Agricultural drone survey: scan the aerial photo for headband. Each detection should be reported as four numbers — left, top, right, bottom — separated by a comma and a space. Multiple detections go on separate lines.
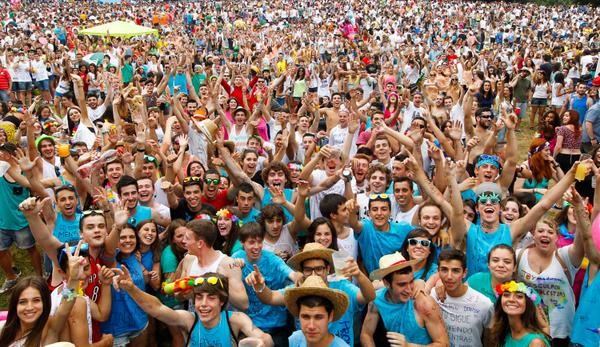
528, 142, 549, 159
495, 281, 542, 306
476, 154, 501, 169
216, 208, 242, 226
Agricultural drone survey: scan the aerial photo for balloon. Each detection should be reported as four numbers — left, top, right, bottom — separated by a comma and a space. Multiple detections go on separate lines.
592, 213, 600, 252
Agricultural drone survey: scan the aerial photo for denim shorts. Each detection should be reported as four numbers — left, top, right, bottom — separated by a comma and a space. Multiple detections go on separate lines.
0, 227, 36, 251
12, 81, 32, 92
531, 97, 548, 106
35, 79, 50, 91
113, 323, 148, 347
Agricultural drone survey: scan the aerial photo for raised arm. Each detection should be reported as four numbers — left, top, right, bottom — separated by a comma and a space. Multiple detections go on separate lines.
498, 112, 518, 190
510, 163, 576, 241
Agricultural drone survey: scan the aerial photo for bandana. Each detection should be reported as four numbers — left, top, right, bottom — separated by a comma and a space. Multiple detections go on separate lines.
528, 142, 549, 159
476, 154, 501, 169
495, 281, 542, 306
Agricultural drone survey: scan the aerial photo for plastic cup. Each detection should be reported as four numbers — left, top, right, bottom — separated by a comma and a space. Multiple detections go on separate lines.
575, 162, 589, 181
332, 250, 351, 279
57, 142, 70, 158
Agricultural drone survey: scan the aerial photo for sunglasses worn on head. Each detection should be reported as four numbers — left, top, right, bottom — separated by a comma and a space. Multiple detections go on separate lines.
408, 238, 431, 247
58, 242, 89, 265
82, 209, 104, 216
195, 276, 224, 288
184, 176, 202, 183
369, 193, 389, 200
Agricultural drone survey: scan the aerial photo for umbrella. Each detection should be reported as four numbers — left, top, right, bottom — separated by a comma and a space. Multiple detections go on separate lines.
79, 21, 158, 38
83, 53, 119, 67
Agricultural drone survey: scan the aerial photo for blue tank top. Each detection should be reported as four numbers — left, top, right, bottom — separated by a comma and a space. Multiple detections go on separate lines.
374, 288, 432, 345
571, 267, 600, 346
53, 212, 82, 244
504, 332, 550, 347
188, 311, 234, 347
570, 94, 588, 124
466, 223, 512, 275
101, 254, 148, 336
128, 205, 152, 226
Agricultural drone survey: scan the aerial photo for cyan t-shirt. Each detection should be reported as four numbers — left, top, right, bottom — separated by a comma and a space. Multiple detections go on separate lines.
240, 208, 261, 225
357, 219, 413, 274
231, 249, 292, 329
466, 223, 512, 275
467, 271, 497, 304
288, 330, 350, 347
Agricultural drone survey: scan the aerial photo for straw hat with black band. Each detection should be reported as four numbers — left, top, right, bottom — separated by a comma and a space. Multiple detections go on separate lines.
369, 252, 419, 281
287, 242, 334, 272
284, 275, 349, 321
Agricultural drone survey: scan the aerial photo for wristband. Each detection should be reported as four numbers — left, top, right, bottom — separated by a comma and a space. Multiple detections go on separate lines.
61, 286, 78, 301
254, 283, 266, 293
136, 147, 146, 153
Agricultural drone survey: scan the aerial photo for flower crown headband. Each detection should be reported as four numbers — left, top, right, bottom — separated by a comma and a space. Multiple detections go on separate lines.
216, 208, 242, 226
495, 281, 542, 306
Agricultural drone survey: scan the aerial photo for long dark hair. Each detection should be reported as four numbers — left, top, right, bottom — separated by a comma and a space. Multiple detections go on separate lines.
400, 228, 435, 280
116, 224, 139, 262
306, 217, 339, 251
163, 219, 187, 263
489, 291, 549, 347
136, 219, 161, 263
0, 276, 51, 347
215, 214, 241, 256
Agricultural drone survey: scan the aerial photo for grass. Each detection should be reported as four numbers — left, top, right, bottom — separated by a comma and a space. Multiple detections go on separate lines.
0, 127, 539, 309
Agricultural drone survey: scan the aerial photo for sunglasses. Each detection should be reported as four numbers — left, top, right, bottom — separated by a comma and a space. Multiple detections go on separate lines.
194, 276, 224, 288
480, 114, 494, 119
144, 155, 158, 164
478, 192, 501, 205
408, 238, 431, 247
369, 193, 389, 200
204, 178, 220, 185
82, 209, 104, 216
183, 176, 202, 183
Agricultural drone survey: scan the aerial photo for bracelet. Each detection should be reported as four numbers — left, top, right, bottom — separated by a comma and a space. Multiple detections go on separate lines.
254, 283, 266, 293
136, 147, 146, 153
61, 286, 78, 302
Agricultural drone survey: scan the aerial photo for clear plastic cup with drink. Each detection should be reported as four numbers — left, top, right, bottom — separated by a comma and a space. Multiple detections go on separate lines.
332, 250, 351, 280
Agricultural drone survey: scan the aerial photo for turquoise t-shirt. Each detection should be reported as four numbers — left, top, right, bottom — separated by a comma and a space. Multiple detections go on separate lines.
159, 245, 181, 308
504, 332, 550, 347
466, 271, 497, 304
357, 219, 413, 274
240, 208, 261, 224
53, 212, 82, 244
231, 249, 292, 329
0, 177, 30, 230
414, 263, 438, 281
571, 267, 600, 346
288, 330, 349, 347
466, 223, 512, 275
262, 188, 294, 222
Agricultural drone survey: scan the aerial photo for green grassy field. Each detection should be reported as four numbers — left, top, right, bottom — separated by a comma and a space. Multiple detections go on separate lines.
0, 127, 539, 309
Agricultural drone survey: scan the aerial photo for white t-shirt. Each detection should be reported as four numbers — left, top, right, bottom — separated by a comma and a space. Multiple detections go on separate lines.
400, 102, 426, 134
263, 223, 298, 256
431, 286, 493, 347
517, 246, 579, 339
87, 104, 107, 122
30, 59, 49, 81
337, 227, 358, 260
309, 169, 345, 219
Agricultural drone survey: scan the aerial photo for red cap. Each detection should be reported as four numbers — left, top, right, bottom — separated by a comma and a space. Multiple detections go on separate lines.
593, 76, 600, 87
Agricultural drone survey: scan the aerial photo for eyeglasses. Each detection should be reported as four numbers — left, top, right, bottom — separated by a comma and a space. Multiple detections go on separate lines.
204, 178, 220, 185
480, 114, 494, 119
408, 238, 432, 247
183, 176, 202, 183
194, 276, 224, 289
369, 193, 389, 200
478, 192, 501, 205
302, 266, 327, 276
82, 209, 104, 216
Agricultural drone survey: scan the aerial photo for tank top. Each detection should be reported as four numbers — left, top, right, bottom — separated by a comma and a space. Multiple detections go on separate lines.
188, 311, 234, 347
571, 267, 600, 346
532, 82, 549, 99
503, 332, 550, 347
337, 228, 358, 260
551, 83, 567, 106
374, 288, 433, 345
229, 125, 249, 152
466, 223, 512, 275
50, 284, 93, 344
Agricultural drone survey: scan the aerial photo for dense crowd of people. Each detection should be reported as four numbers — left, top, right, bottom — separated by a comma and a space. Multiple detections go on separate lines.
0, 0, 599, 346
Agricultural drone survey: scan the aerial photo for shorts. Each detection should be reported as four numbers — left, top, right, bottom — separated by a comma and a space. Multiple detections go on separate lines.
35, 79, 50, 91
531, 97, 548, 106
112, 323, 148, 347
12, 81, 33, 92
0, 227, 36, 251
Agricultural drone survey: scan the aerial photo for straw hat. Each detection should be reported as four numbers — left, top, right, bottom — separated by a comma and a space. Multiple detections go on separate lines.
196, 119, 219, 142
369, 252, 419, 281
287, 243, 334, 271
284, 275, 349, 321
